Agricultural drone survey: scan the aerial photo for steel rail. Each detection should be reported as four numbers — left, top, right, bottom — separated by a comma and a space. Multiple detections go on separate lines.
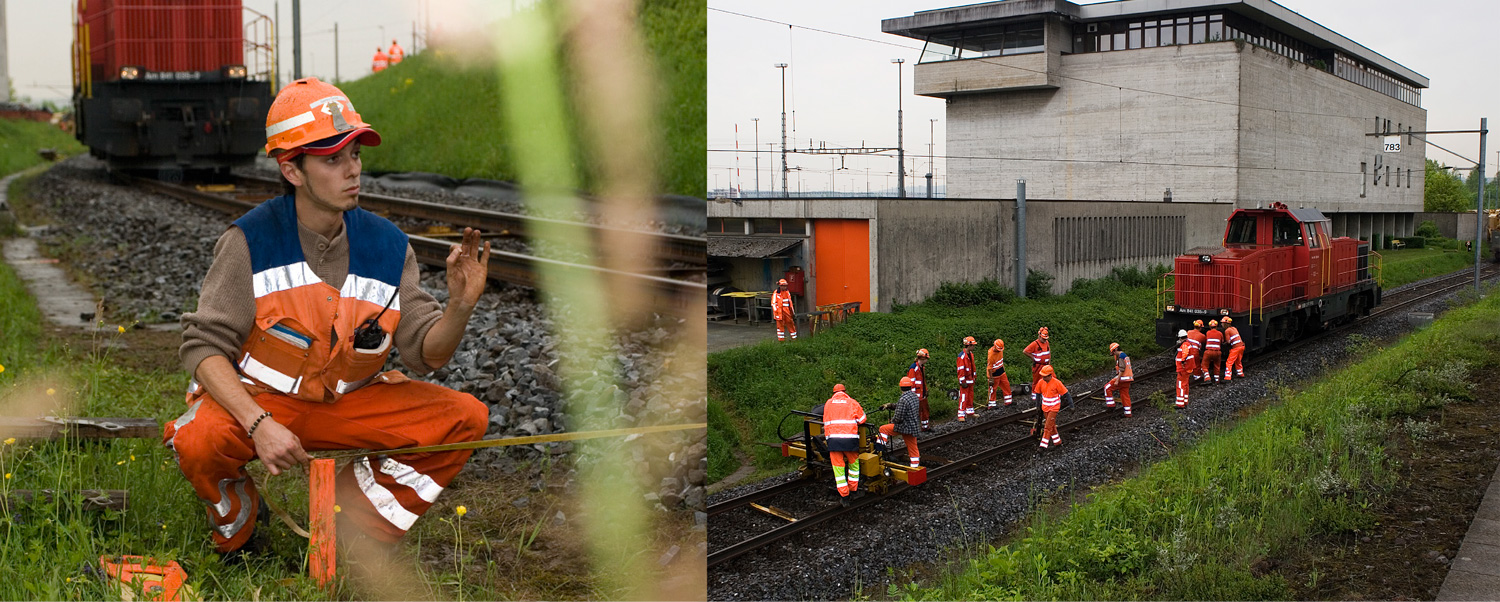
709, 264, 1500, 569
126, 176, 705, 310
236, 174, 707, 266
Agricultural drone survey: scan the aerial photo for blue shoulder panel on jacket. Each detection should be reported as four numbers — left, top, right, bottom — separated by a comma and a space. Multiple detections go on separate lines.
343, 207, 408, 286
234, 195, 305, 273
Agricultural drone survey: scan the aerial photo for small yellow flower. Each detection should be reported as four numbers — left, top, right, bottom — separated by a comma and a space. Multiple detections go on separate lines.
4, 473, 10, 480
0, 363, 5, 373
455, 505, 467, 517
3, 438, 14, 446
66, 578, 72, 583
130, 455, 136, 461
116, 460, 126, 465
162, 523, 167, 529
117, 325, 126, 333
334, 505, 342, 513
46, 388, 55, 396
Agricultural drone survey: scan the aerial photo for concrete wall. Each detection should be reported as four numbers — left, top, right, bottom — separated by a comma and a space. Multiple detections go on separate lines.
1413, 212, 1479, 242
875, 199, 1005, 308
1026, 200, 1227, 293
1236, 44, 1425, 214
946, 42, 1243, 204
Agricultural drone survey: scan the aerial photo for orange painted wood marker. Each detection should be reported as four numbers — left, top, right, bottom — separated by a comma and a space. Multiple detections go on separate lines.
309, 458, 337, 588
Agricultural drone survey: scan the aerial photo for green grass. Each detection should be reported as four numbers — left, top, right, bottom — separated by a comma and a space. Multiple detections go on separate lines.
707, 269, 1167, 483
1378, 246, 1481, 289
337, 0, 703, 197
0, 119, 84, 177
895, 287, 1500, 601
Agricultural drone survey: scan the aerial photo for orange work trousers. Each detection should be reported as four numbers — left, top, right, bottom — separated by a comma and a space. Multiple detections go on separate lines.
775, 317, 797, 341
1039, 409, 1060, 447
164, 378, 488, 552
1225, 346, 1245, 380
917, 394, 930, 429
1175, 369, 1191, 407
1201, 350, 1223, 381
957, 385, 975, 418
988, 373, 1012, 407
877, 424, 920, 467
1105, 377, 1132, 413
829, 450, 861, 496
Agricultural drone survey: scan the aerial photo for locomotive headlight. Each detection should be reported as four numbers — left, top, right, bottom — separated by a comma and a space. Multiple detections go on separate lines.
1220, 309, 1230, 316
1198, 255, 1213, 264
119, 66, 142, 80
225, 65, 248, 79
1166, 305, 1175, 312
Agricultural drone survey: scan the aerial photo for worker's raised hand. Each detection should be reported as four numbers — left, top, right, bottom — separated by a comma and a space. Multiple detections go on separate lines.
252, 420, 310, 476
445, 227, 491, 311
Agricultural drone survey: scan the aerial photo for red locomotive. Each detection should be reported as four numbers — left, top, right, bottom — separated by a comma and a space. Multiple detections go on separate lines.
1156, 202, 1381, 351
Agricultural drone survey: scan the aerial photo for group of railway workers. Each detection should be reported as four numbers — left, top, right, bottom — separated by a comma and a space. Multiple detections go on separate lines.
371, 39, 407, 73
818, 320, 1248, 502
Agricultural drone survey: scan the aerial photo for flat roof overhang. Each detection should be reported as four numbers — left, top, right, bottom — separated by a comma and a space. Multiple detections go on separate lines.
882, 0, 1427, 89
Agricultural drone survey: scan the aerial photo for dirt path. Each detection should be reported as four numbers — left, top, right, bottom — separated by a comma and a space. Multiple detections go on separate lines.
707, 450, 758, 495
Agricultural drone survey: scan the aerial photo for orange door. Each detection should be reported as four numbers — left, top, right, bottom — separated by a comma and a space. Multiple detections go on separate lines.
813, 219, 870, 310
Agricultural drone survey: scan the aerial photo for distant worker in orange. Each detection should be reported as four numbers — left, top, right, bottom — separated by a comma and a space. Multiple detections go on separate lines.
387, 39, 405, 65
1202, 320, 1224, 384
955, 336, 978, 421
1185, 320, 1207, 382
986, 339, 1012, 408
371, 47, 389, 73
876, 377, 921, 469
1222, 317, 1246, 381
905, 349, 932, 431
1023, 327, 1051, 387
1032, 365, 1072, 449
821, 384, 867, 505
1104, 342, 1134, 416
1174, 329, 1195, 408
771, 278, 796, 342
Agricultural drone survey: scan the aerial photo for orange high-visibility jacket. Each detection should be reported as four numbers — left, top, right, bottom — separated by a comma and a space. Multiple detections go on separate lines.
771, 289, 794, 321
1224, 326, 1244, 349
372, 50, 389, 72
1024, 339, 1050, 366
229, 194, 405, 403
1175, 340, 1196, 372
1034, 377, 1068, 412
1205, 329, 1223, 353
388, 43, 405, 64
956, 349, 976, 387
1187, 329, 1206, 353
822, 392, 866, 451
1115, 352, 1133, 380
986, 346, 1005, 378
905, 362, 927, 402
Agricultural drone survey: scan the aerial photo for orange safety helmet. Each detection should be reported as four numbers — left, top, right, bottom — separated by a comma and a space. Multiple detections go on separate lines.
1209, 320, 1219, 328
1109, 342, 1120, 354
963, 336, 977, 346
915, 348, 929, 359
777, 278, 788, 286
1221, 316, 1233, 325
833, 383, 845, 392
1039, 365, 1055, 377
264, 77, 381, 162
993, 339, 1004, 349
899, 376, 914, 388
1193, 319, 1204, 328
1038, 327, 1049, 339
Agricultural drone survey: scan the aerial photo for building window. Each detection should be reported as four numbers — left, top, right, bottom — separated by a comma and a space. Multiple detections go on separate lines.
1360, 162, 1367, 198
918, 20, 1046, 63
710, 218, 748, 234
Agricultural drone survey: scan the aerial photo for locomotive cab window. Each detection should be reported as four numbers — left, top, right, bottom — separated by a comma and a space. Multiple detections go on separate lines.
1272, 217, 1303, 247
1225, 215, 1257, 245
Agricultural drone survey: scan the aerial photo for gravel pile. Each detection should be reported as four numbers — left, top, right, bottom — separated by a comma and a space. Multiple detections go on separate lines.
25, 156, 705, 514
708, 279, 1483, 600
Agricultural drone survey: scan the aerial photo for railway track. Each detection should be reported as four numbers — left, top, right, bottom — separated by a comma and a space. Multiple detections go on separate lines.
124, 175, 706, 310
707, 263, 1500, 568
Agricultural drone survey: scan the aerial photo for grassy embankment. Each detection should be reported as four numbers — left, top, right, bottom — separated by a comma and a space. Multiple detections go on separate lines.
1378, 246, 1482, 288
340, 0, 704, 197
896, 288, 1500, 600
0, 118, 83, 174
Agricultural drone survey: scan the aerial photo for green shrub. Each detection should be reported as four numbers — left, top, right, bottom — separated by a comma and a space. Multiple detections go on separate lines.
1396, 236, 1425, 248
929, 279, 1016, 307
1415, 220, 1441, 239
1027, 269, 1056, 298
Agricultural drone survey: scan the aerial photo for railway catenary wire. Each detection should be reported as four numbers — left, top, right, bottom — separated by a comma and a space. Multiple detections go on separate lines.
124, 175, 706, 311
707, 263, 1500, 568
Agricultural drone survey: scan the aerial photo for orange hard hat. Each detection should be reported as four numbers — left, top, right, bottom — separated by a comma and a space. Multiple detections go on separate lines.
833, 383, 845, 392
963, 336, 976, 346
265, 77, 381, 162
778, 278, 788, 286
1039, 365, 1054, 377
899, 376, 914, 388
1193, 319, 1204, 328
993, 339, 1004, 349
916, 348, 929, 358
1221, 316, 1233, 324
1209, 320, 1218, 328
1109, 342, 1120, 354
1038, 327, 1049, 339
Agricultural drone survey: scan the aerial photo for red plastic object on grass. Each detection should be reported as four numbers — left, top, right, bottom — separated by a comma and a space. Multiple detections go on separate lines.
98, 555, 191, 602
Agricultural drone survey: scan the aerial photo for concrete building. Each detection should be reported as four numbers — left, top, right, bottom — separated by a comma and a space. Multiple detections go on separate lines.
708, 0, 1429, 314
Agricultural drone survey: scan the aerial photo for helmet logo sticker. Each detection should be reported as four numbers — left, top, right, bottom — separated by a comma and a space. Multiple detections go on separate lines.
323, 100, 353, 132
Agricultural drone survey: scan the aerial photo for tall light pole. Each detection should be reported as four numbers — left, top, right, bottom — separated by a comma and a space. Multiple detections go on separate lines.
775, 63, 790, 197
892, 58, 906, 198
752, 118, 760, 197
927, 118, 937, 198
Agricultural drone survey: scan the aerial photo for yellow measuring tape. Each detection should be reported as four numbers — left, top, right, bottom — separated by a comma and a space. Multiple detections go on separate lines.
259, 422, 705, 538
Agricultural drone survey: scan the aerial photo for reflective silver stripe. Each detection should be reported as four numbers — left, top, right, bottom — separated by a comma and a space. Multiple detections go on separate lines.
265, 110, 315, 138
211, 478, 235, 517
174, 399, 204, 431
306, 94, 353, 111
826, 434, 860, 439
251, 261, 322, 298
335, 372, 378, 395
379, 457, 444, 503
354, 457, 419, 530
240, 352, 301, 394
340, 274, 401, 311
213, 478, 253, 540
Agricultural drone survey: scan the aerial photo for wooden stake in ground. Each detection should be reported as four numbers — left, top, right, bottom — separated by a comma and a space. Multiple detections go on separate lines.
309, 459, 336, 588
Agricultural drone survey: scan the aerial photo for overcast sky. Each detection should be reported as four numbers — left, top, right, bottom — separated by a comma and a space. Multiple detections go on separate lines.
5, 0, 521, 103
708, 0, 1500, 195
